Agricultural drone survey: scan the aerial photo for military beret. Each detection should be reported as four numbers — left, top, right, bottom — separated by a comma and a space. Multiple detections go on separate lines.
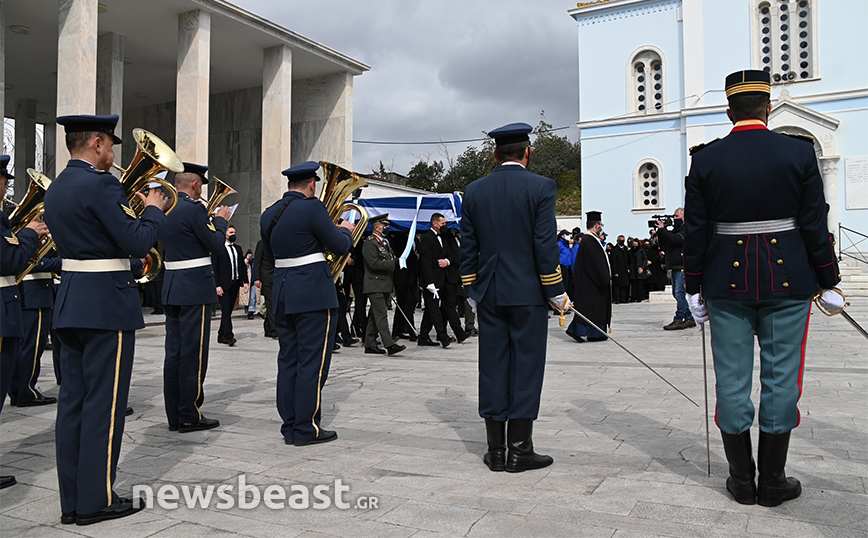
182, 162, 209, 185
56, 114, 123, 145
281, 161, 320, 182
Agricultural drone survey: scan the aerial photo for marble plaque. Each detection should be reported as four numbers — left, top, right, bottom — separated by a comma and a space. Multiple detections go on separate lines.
846, 156, 868, 210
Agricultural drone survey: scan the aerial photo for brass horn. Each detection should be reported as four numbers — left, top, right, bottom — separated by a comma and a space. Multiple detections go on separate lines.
11, 169, 55, 284
136, 247, 163, 285
317, 161, 369, 283
201, 176, 236, 215
113, 128, 183, 216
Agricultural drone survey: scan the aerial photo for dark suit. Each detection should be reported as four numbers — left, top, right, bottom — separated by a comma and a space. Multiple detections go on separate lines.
44, 158, 166, 516
684, 122, 839, 436
390, 233, 419, 339
459, 163, 563, 420
160, 192, 228, 426
260, 191, 352, 443
212, 240, 247, 343
253, 240, 276, 337
418, 228, 463, 343
1, 212, 41, 414
610, 244, 630, 303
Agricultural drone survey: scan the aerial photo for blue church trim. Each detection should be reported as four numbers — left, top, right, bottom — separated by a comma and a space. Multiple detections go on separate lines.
573, 0, 682, 27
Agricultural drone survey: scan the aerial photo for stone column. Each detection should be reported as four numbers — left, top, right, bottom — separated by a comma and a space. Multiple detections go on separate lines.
290, 72, 354, 175
55, 0, 99, 167
44, 122, 56, 177
261, 45, 292, 212
820, 156, 841, 242
13, 99, 37, 200
176, 10, 210, 169
96, 32, 124, 136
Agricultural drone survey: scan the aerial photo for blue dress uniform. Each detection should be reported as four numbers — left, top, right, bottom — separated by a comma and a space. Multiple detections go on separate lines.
160, 163, 228, 431
260, 162, 353, 445
11, 256, 63, 406
684, 70, 839, 506
44, 115, 168, 521
459, 123, 564, 473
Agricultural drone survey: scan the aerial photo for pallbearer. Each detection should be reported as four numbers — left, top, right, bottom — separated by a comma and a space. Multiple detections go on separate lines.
160, 163, 231, 433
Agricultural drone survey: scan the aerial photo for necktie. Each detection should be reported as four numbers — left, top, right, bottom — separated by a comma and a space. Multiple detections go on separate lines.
228, 245, 238, 280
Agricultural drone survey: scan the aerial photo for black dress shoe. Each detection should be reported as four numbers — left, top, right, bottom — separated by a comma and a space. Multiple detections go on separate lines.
0, 475, 17, 489
455, 330, 468, 344
227, 337, 237, 347
247, 313, 255, 320
387, 344, 406, 356
126, 407, 134, 416
61, 512, 77, 525
341, 336, 359, 347
217, 337, 226, 344
333, 342, 341, 351
168, 424, 179, 432
294, 430, 337, 446
17, 395, 58, 406
364, 347, 386, 355
178, 417, 220, 433
417, 338, 439, 347
265, 332, 279, 339
567, 332, 585, 343
284, 438, 294, 445
76, 497, 144, 526
439, 337, 451, 349
466, 327, 479, 336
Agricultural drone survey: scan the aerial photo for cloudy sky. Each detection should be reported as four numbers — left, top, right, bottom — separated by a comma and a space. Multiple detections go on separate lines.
233, 1, 581, 175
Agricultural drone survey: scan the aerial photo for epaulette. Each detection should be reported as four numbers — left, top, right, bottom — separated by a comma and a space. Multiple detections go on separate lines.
781, 131, 815, 145
689, 138, 720, 155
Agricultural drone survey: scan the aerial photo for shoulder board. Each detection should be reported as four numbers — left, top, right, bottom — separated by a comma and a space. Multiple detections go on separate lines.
689, 138, 720, 155
781, 131, 815, 144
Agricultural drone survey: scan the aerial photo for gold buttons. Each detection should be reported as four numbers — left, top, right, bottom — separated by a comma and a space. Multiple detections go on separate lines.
777, 259, 784, 265
782, 282, 789, 288
730, 284, 737, 289
733, 261, 740, 267
737, 240, 744, 245
770, 239, 777, 244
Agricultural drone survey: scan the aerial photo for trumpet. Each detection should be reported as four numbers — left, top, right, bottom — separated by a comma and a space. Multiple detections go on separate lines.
200, 176, 236, 215
11, 169, 55, 284
318, 161, 369, 283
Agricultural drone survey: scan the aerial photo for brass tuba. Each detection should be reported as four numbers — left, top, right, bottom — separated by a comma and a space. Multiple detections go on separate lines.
202, 176, 236, 215
317, 161, 369, 283
11, 169, 55, 283
136, 247, 163, 285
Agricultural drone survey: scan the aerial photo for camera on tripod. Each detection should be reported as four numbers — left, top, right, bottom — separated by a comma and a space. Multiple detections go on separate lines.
648, 214, 675, 228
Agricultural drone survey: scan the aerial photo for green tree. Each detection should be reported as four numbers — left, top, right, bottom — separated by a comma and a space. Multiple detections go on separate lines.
439, 140, 496, 193
406, 159, 444, 191
528, 113, 582, 215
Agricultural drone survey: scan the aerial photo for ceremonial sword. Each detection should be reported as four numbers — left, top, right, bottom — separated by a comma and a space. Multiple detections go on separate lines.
565, 305, 699, 407
388, 294, 419, 337
813, 295, 868, 340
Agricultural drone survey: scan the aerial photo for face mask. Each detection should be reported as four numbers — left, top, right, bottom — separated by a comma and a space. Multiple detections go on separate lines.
674, 218, 684, 227
228, 234, 236, 243
382, 226, 391, 234
617, 240, 625, 245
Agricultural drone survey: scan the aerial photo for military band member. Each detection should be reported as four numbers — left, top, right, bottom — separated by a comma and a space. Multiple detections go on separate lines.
161, 163, 231, 432
44, 115, 167, 524
459, 123, 568, 473
1, 154, 49, 490
260, 161, 355, 446
11, 255, 62, 406
362, 215, 406, 356
684, 70, 844, 507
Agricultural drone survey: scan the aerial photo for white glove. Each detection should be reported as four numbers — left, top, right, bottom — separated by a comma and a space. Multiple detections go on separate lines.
548, 293, 571, 313
688, 293, 709, 324
817, 283, 846, 315
467, 297, 477, 314
426, 283, 440, 300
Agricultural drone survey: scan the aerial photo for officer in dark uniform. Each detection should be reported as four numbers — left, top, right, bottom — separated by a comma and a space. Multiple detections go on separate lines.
160, 163, 231, 433
362, 214, 406, 356
11, 255, 62, 406
44, 115, 168, 524
260, 161, 355, 446
1, 154, 49, 490
459, 123, 568, 473
684, 70, 843, 507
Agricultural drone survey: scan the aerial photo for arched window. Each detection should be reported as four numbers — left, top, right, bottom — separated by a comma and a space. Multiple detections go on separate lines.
757, 0, 815, 83
634, 160, 662, 210
630, 49, 665, 114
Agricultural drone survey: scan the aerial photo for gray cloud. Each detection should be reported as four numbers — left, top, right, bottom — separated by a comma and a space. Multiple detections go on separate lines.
234, 1, 580, 174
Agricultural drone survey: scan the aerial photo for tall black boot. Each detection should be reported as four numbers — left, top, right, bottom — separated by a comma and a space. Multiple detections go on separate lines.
505, 419, 553, 473
483, 418, 506, 472
757, 430, 801, 507
720, 430, 757, 505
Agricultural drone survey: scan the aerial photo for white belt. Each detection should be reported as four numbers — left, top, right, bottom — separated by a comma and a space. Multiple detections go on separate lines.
22, 272, 52, 281
62, 258, 131, 272
0, 275, 16, 288
164, 257, 211, 271
274, 253, 327, 268
714, 218, 798, 235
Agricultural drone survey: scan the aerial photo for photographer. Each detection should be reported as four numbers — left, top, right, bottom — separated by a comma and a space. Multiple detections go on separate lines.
655, 208, 694, 330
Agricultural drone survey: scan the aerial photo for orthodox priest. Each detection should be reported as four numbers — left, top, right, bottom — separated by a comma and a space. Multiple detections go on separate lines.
566, 211, 611, 342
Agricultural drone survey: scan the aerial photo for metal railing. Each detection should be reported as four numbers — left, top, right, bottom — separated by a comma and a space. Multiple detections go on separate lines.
838, 224, 867, 265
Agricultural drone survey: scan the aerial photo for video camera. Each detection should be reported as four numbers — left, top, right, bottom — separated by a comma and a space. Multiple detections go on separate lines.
648, 214, 675, 228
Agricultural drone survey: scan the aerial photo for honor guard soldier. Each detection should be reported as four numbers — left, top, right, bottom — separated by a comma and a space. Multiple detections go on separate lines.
11, 255, 62, 406
260, 161, 355, 446
459, 123, 569, 473
44, 115, 168, 525
160, 163, 231, 433
1, 155, 49, 490
684, 70, 844, 507
362, 214, 406, 356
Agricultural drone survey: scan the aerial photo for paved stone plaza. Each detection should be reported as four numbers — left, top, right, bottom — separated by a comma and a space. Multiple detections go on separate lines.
1, 300, 866, 537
